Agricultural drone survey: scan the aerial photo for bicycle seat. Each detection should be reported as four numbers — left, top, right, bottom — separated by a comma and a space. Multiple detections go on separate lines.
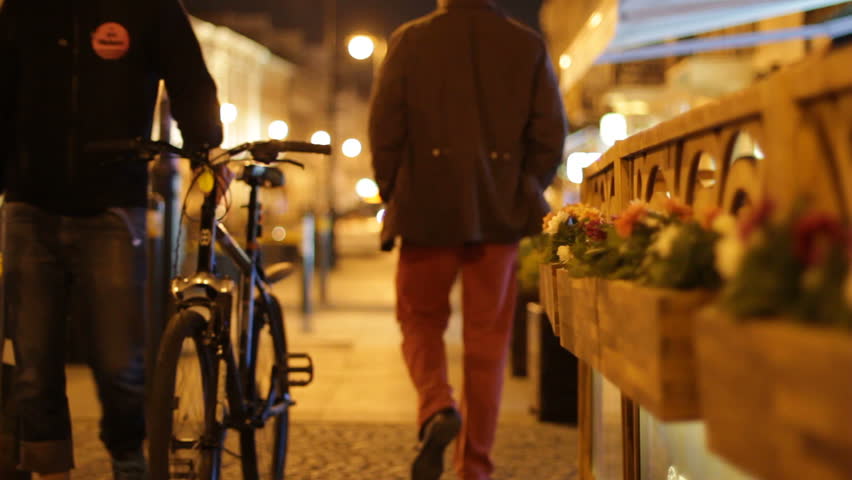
241, 164, 285, 188
265, 262, 296, 284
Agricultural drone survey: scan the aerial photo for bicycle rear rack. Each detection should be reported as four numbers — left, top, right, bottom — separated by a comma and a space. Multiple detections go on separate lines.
287, 353, 314, 387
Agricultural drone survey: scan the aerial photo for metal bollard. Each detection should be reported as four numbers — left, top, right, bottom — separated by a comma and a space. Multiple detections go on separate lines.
301, 212, 316, 329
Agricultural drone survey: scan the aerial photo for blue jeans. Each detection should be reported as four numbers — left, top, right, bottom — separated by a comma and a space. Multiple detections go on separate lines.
0, 202, 147, 474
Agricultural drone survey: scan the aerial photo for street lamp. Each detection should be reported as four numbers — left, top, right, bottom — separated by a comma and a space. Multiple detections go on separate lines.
268, 120, 289, 140
347, 35, 375, 60
346, 33, 387, 76
342, 138, 362, 158
311, 130, 332, 146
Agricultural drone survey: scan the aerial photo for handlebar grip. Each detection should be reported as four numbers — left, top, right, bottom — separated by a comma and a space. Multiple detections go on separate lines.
270, 141, 332, 155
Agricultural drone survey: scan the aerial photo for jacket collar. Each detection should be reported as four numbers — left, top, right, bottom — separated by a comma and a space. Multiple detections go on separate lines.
440, 0, 496, 9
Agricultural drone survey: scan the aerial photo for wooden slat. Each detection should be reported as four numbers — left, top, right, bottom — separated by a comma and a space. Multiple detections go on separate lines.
555, 269, 576, 353
569, 278, 600, 370
597, 281, 713, 421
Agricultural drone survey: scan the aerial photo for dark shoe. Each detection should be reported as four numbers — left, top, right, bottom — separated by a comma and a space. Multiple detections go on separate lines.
0, 468, 31, 480
412, 408, 461, 480
111, 449, 147, 480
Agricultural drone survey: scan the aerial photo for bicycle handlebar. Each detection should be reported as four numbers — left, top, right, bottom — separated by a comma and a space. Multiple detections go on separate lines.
86, 137, 332, 166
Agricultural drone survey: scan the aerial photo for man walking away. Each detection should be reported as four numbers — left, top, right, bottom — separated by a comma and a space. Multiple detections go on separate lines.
369, 1, 567, 479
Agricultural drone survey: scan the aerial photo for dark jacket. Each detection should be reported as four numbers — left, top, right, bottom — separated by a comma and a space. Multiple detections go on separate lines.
0, 0, 222, 215
369, 0, 567, 251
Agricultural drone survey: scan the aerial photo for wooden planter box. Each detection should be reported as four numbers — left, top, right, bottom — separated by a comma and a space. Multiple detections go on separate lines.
596, 281, 713, 421
566, 277, 600, 369
696, 311, 852, 480
538, 263, 560, 336
554, 269, 576, 353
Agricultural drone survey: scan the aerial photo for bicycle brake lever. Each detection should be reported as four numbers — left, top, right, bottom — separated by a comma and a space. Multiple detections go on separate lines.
277, 158, 305, 169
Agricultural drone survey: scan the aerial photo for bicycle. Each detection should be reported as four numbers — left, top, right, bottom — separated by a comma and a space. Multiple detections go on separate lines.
88, 138, 330, 480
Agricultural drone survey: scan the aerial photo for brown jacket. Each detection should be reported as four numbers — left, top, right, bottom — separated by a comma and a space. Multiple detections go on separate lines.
369, 0, 567, 250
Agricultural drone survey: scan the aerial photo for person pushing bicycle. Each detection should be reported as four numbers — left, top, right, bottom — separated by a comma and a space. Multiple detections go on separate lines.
0, 0, 223, 478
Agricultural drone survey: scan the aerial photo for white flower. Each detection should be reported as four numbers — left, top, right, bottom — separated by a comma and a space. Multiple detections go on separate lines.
712, 214, 738, 236
545, 210, 569, 235
643, 217, 661, 228
557, 245, 573, 264
650, 225, 681, 259
844, 269, 852, 308
715, 233, 745, 280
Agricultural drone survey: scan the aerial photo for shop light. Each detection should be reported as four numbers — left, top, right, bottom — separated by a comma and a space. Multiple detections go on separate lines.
220, 103, 238, 125
268, 120, 289, 140
271, 226, 287, 242
566, 152, 602, 184
311, 130, 331, 146
600, 113, 628, 147
589, 12, 603, 29
559, 54, 573, 70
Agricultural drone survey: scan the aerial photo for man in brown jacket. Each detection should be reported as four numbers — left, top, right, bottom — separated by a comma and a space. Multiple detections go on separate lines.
369, 1, 567, 479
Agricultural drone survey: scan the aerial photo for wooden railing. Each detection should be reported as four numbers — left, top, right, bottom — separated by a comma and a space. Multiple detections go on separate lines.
582, 44, 852, 220
568, 44, 852, 480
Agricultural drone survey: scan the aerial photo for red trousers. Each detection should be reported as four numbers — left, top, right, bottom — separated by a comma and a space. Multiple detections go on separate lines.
396, 243, 518, 480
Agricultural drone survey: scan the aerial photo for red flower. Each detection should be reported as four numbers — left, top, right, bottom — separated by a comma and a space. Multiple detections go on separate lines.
739, 199, 775, 240
793, 213, 849, 266
584, 219, 607, 243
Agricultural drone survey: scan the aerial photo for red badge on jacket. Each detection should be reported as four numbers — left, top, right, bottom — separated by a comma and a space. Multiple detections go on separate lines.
91, 22, 130, 60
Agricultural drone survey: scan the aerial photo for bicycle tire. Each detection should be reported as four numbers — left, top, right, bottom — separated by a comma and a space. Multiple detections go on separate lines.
239, 294, 290, 480
149, 309, 225, 480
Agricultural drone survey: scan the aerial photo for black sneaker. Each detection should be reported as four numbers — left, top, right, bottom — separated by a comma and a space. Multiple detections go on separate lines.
412, 408, 462, 480
111, 449, 147, 480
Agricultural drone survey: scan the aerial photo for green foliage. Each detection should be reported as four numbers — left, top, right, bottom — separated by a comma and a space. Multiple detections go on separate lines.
641, 222, 722, 290
720, 216, 852, 330
517, 235, 549, 297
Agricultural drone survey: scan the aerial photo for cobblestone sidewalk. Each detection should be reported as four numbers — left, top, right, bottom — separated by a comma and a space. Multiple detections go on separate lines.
71, 419, 577, 479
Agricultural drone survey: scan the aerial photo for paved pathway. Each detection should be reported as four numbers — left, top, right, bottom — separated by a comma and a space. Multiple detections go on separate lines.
72, 418, 577, 479
63, 241, 578, 478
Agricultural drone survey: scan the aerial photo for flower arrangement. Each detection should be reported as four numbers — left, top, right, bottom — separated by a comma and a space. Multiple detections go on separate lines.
540, 199, 722, 289
540, 204, 604, 265
717, 200, 852, 329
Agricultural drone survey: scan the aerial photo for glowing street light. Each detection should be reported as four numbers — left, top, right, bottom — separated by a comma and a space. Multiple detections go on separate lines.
589, 11, 603, 29
220, 103, 238, 124
342, 138, 362, 158
268, 120, 289, 140
348, 35, 376, 60
311, 130, 331, 146
355, 178, 379, 199
565, 152, 602, 184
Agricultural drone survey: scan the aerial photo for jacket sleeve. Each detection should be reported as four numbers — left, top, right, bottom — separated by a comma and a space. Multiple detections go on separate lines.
157, 0, 223, 150
0, 0, 17, 193
368, 29, 409, 202
523, 44, 568, 191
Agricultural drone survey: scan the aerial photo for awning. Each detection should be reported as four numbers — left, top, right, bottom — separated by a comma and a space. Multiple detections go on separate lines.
612, 0, 849, 51
548, 0, 852, 89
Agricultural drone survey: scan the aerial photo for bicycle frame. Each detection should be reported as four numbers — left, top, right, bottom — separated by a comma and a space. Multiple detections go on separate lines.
177, 172, 288, 429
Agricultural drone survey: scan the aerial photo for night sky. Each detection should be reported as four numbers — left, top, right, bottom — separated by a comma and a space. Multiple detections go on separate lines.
183, 0, 544, 44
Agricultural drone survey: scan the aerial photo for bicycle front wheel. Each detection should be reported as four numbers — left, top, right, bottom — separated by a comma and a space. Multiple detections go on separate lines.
240, 294, 290, 480
149, 309, 226, 480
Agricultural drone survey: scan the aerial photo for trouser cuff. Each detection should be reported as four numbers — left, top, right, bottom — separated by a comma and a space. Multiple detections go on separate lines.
0, 433, 18, 470
19, 439, 74, 474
